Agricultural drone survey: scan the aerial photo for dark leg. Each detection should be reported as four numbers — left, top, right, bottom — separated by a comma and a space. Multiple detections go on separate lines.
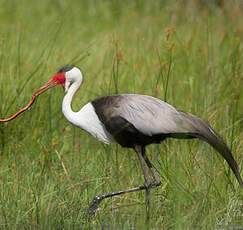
88, 184, 147, 216
134, 145, 152, 216
141, 146, 161, 187
87, 145, 160, 216
138, 146, 161, 221
142, 147, 162, 223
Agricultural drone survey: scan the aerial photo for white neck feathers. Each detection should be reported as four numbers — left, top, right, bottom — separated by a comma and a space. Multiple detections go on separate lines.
62, 81, 81, 126
61, 73, 114, 144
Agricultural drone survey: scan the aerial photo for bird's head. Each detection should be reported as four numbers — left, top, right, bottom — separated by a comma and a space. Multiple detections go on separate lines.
35, 66, 83, 95
59, 66, 83, 93
0, 66, 83, 122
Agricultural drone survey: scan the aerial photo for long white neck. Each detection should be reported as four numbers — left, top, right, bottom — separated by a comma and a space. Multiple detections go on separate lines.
61, 77, 115, 144
62, 81, 81, 126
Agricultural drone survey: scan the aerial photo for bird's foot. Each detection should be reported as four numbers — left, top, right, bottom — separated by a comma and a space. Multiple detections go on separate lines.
144, 181, 159, 190
151, 180, 161, 188
87, 195, 104, 216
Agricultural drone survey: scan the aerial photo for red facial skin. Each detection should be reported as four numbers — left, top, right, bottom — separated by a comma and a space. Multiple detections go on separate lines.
52, 72, 66, 89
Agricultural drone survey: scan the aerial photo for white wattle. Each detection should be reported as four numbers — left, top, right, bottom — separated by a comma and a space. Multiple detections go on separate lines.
75, 103, 115, 144
62, 81, 114, 144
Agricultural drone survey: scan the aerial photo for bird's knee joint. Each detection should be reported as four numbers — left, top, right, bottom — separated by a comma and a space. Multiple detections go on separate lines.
152, 180, 161, 188
144, 181, 152, 189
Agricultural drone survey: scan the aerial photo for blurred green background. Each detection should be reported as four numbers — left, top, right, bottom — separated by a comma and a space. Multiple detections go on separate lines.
0, 0, 242, 229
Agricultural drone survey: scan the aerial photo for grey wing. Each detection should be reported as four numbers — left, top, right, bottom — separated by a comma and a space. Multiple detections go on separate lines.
92, 94, 243, 186
112, 94, 196, 136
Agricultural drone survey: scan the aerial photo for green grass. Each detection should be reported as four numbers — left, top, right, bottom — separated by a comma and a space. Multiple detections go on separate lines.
0, 0, 242, 229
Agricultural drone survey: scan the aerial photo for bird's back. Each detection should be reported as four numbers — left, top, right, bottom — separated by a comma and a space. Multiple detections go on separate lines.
91, 94, 200, 137
91, 94, 243, 186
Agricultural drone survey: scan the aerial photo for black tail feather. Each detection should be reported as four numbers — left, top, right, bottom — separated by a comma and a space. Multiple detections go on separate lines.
180, 112, 243, 187
197, 131, 243, 187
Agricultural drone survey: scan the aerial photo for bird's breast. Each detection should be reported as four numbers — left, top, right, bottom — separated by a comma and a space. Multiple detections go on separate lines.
75, 102, 115, 144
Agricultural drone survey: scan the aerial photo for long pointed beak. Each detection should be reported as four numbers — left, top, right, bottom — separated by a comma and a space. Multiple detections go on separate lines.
0, 77, 60, 122
33, 78, 59, 96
